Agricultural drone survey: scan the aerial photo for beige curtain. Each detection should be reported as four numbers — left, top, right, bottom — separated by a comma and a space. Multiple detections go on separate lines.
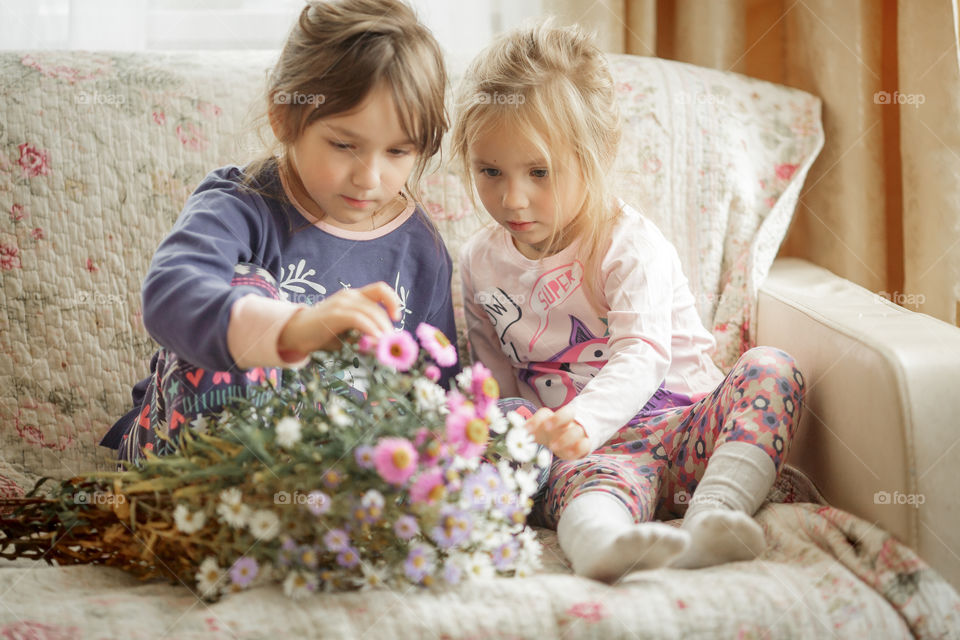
544, 0, 960, 326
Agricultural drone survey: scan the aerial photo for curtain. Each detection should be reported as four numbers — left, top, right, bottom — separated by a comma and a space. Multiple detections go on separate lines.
546, 0, 960, 326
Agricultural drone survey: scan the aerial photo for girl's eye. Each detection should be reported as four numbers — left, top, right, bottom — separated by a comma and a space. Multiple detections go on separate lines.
388, 148, 412, 157
531, 169, 548, 178
330, 141, 352, 150
479, 168, 500, 177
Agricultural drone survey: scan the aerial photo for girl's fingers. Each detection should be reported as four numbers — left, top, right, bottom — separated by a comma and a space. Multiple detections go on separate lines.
524, 408, 556, 445
551, 422, 591, 459
357, 281, 402, 323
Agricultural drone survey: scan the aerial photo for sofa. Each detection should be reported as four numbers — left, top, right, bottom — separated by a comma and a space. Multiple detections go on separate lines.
1, 49, 959, 638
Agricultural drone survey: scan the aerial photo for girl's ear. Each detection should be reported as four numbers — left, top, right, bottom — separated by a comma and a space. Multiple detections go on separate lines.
268, 102, 291, 143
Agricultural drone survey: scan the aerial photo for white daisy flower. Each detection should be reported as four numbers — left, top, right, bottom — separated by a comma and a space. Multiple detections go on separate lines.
413, 379, 446, 413
495, 461, 518, 491
247, 509, 280, 541
360, 489, 384, 510
536, 447, 552, 469
195, 557, 224, 598
219, 488, 242, 506
448, 454, 480, 473
519, 539, 543, 570
326, 397, 352, 428
357, 564, 388, 591
505, 425, 538, 463
455, 368, 473, 392
190, 415, 209, 433
513, 467, 539, 497
486, 405, 508, 435
173, 504, 207, 534
505, 411, 526, 431
217, 500, 251, 529
465, 551, 494, 580
282, 570, 317, 600
274, 416, 302, 448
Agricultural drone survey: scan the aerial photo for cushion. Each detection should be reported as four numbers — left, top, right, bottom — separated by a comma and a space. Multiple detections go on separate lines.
0, 50, 822, 482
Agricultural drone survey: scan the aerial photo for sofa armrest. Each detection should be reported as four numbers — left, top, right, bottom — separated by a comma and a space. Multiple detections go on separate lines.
757, 257, 960, 589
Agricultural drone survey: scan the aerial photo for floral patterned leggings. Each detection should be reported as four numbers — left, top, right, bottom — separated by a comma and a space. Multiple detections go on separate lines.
521, 347, 805, 529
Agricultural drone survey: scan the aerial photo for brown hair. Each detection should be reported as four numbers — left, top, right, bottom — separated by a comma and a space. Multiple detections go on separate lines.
450, 20, 622, 306
242, 0, 448, 231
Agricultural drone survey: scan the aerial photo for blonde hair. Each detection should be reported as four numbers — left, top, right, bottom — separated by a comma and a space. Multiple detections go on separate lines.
243, 0, 448, 231
451, 20, 622, 307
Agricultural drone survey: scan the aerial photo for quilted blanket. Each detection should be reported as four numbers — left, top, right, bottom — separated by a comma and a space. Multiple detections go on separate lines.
2, 468, 958, 639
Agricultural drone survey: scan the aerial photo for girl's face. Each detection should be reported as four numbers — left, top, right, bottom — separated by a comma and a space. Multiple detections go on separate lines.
470, 123, 585, 259
286, 84, 418, 231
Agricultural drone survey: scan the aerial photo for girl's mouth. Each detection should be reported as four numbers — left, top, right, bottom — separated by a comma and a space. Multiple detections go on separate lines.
507, 221, 534, 232
342, 195, 374, 209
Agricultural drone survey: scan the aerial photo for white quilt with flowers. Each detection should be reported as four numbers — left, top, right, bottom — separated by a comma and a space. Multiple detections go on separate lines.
2, 468, 959, 639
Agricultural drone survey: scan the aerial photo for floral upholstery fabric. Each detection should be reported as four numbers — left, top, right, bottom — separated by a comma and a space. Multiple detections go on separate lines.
0, 50, 821, 485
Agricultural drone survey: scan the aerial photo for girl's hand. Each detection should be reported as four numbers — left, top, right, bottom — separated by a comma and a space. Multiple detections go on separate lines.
524, 406, 592, 460
278, 282, 402, 354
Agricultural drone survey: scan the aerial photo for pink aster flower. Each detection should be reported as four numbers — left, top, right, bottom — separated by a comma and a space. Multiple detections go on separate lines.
376, 330, 419, 371
445, 402, 488, 460
445, 389, 466, 414
424, 365, 441, 382
415, 322, 457, 367
471, 362, 499, 401
410, 467, 446, 504
357, 333, 377, 353
373, 437, 419, 485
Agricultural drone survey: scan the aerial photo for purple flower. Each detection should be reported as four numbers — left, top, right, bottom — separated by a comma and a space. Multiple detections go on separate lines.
443, 561, 463, 585
430, 506, 472, 549
404, 546, 432, 583
492, 541, 519, 570
337, 546, 360, 568
393, 514, 420, 540
324, 528, 350, 552
229, 556, 259, 588
306, 490, 331, 516
354, 445, 376, 469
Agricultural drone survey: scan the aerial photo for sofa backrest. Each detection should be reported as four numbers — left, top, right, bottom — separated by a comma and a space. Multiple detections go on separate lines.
0, 50, 822, 483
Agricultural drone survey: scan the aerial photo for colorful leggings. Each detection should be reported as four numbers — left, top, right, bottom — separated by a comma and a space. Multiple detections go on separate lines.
104, 264, 287, 467
526, 347, 805, 528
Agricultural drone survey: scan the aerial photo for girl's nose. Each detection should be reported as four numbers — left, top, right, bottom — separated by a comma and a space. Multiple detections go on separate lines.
502, 181, 528, 210
352, 156, 379, 191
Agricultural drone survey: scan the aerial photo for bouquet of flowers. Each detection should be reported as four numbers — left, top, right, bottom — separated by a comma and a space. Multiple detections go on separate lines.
0, 324, 550, 601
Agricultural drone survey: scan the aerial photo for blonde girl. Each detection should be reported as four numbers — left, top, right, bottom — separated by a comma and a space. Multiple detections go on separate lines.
101, 0, 456, 464
454, 22, 805, 581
